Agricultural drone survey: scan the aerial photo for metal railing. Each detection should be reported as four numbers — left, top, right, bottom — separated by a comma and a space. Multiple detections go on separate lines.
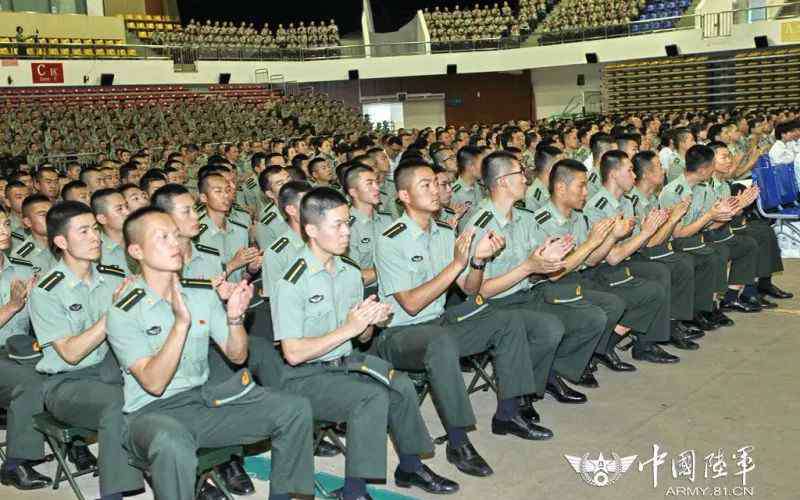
0, 3, 796, 63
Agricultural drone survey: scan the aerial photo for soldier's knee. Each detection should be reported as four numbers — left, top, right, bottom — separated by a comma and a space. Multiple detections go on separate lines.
424, 333, 459, 365
536, 314, 565, 347
149, 426, 196, 463
585, 306, 607, 334
391, 373, 419, 403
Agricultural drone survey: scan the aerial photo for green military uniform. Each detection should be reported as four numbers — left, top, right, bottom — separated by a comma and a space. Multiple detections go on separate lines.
463, 200, 606, 392
667, 155, 685, 183
106, 277, 314, 500
524, 177, 550, 213
380, 176, 402, 219
100, 232, 131, 284
450, 178, 483, 211
10, 215, 26, 251
273, 246, 433, 479
13, 236, 57, 275
534, 201, 669, 351
229, 202, 252, 228
241, 175, 267, 214
255, 202, 290, 250
585, 167, 603, 198
263, 228, 305, 295
183, 242, 225, 280
347, 206, 392, 294
628, 186, 714, 315
374, 213, 535, 429
585, 186, 694, 324
0, 256, 46, 463
29, 262, 143, 496
196, 213, 249, 282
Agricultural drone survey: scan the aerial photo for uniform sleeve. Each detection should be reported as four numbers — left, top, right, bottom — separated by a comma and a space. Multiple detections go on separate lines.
28, 287, 70, 346
583, 203, 605, 225
106, 307, 153, 370
207, 292, 230, 348
375, 236, 412, 297
271, 279, 306, 341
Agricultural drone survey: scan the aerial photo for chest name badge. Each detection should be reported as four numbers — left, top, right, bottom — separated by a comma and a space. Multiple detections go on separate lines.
411, 255, 423, 262
309, 295, 324, 303
360, 237, 370, 244
146, 326, 162, 336
69, 303, 82, 311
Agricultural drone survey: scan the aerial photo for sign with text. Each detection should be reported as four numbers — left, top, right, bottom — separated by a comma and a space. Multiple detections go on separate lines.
31, 62, 64, 84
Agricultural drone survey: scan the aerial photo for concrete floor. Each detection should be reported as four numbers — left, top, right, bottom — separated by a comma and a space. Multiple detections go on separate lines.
3, 261, 798, 500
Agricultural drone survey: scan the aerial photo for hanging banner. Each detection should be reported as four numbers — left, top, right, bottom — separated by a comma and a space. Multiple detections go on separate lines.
31, 62, 64, 84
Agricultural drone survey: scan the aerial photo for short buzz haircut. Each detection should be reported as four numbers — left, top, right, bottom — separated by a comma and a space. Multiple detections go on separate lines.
277, 181, 312, 219
456, 145, 483, 175
123, 206, 167, 250
90, 188, 121, 215
393, 159, 434, 194
151, 183, 191, 213
534, 145, 562, 174
615, 133, 641, 151
632, 150, 657, 179
251, 152, 267, 170
79, 167, 101, 184
46, 200, 93, 257
674, 127, 694, 148
258, 165, 285, 193
307, 157, 329, 178
589, 132, 615, 159
599, 150, 629, 183
299, 187, 349, 242
707, 140, 728, 153
198, 172, 225, 194
5, 180, 27, 198
481, 151, 518, 191
22, 193, 51, 217
119, 163, 138, 182
342, 163, 374, 195
34, 166, 58, 180
549, 159, 588, 195
61, 180, 87, 202
139, 169, 167, 193
685, 144, 715, 172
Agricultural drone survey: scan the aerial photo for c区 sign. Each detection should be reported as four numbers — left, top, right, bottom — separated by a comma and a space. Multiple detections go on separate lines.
31, 62, 64, 84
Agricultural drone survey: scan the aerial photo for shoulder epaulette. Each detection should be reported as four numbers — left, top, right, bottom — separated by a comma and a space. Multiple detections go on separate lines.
10, 231, 24, 241
195, 243, 220, 256
675, 184, 684, 195
348, 215, 356, 226
474, 210, 493, 229
340, 255, 360, 269
270, 237, 289, 253
180, 278, 213, 289
38, 271, 64, 291
96, 264, 126, 277
588, 172, 598, 183
533, 188, 542, 201
262, 200, 275, 212
196, 224, 208, 238
115, 288, 145, 311
283, 258, 307, 284
452, 184, 462, 193
435, 219, 454, 230
232, 204, 249, 213
627, 194, 639, 210
535, 211, 552, 225
377, 210, 392, 217
582, 214, 590, 226
594, 197, 608, 210
194, 202, 205, 211
246, 178, 257, 189
513, 200, 526, 209
516, 205, 535, 214
443, 206, 456, 215
8, 256, 33, 267
228, 218, 248, 230
260, 211, 277, 225
382, 222, 407, 239
16, 242, 34, 258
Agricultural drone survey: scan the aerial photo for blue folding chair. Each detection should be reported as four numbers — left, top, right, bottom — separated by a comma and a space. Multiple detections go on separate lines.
755, 154, 772, 170
752, 167, 800, 244
774, 163, 800, 207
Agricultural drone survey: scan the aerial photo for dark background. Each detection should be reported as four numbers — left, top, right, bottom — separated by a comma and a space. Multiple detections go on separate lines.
176, 0, 520, 34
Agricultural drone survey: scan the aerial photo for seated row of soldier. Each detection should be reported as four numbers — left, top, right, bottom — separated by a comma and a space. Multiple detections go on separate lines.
0, 122, 792, 500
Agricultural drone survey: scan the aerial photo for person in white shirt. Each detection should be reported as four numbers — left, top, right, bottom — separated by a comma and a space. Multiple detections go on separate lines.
768, 121, 799, 165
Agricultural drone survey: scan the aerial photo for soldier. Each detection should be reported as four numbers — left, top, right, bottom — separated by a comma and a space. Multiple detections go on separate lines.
630, 151, 719, 332
585, 151, 701, 351
0, 206, 53, 490
6, 181, 30, 244
263, 182, 312, 295
272, 187, 458, 498
587, 133, 615, 197
241, 152, 268, 214
139, 170, 167, 198
309, 157, 336, 187
196, 172, 259, 282
119, 184, 149, 212
28, 201, 144, 500
451, 146, 485, 213
33, 166, 60, 202
255, 166, 292, 249
524, 145, 563, 212
343, 164, 393, 292
375, 159, 539, 479
106, 207, 314, 500
464, 152, 609, 411
706, 142, 792, 301
13, 194, 57, 275
80, 167, 108, 195
666, 128, 696, 183
92, 189, 132, 281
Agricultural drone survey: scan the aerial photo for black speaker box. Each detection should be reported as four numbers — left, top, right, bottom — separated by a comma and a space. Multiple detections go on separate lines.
100, 73, 114, 86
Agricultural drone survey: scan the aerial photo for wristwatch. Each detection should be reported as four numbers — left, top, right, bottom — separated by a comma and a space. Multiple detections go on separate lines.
469, 257, 486, 270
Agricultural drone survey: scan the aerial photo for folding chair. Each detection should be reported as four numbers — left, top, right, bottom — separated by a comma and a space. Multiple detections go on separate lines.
129, 445, 243, 500
463, 352, 498, 395
313, 421, 346, 455
751, 167, 800, 244
32, 412, 99, 500
774, 163, 800, 207
0, 407, 7, 462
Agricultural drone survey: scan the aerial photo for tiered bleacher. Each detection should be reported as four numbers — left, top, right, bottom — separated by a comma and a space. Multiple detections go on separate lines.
0, 36, 137, 59
541, 0, 644, 35
121, 13, 181, 41
632, 0, 692, 32
424, 1, 522, 43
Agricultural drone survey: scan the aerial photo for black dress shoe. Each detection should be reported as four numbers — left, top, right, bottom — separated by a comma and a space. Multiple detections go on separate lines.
0, 463, 52, 490
758, 295, 778, 309
445, 441, 493, 477
592, 351, 636, 372
587, 357, 598, 372
669, 336, 700, 351
518, 396, 540, 423
678, 322, 705, 340
491, 415, 553, 440
720, 298, 760, 313
196, 480, 226, 500
315, 437, 343, 457
67, 443, 97, 472
632, 344, 680, 364
217, 457, 255, 496
330, 487, 374, 500
545, 375, 587, 404
759, 284, 793, 299
572, 369, 599, 389
706, 309, 734, 327
395, 464, 459, 494
688, 313, 717, 331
